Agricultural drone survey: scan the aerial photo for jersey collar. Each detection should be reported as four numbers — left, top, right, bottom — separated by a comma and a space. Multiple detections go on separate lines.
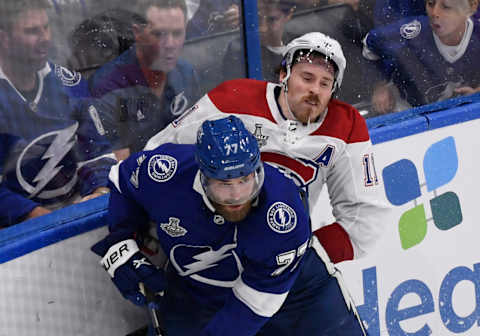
0, 62, 50, 108
433, 18, 473, 64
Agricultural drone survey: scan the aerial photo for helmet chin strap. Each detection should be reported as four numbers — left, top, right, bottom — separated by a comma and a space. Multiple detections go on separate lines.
281, 77, 295, 121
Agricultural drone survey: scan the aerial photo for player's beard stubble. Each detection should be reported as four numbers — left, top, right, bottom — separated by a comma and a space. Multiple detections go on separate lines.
213, 201, 253, 222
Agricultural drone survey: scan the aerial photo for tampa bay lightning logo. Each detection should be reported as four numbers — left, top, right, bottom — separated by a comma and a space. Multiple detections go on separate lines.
16, 123, 78, 199
170, 242, 243, 287
400, 19, 421, 40
267, 202, 297, 233
170, 91, 188, 116
54, 65, 81, 87
148, 155, 177, 182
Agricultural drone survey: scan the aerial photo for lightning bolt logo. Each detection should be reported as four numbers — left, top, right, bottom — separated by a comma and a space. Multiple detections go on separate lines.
278, 207, 287, 225
17, 123, 79, 199
173, 242, 237, 277
170, 229, 244, 288
156, 160, 169, 173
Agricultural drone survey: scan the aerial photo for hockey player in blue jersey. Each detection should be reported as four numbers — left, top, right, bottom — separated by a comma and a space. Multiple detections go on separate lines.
0, 0, 116, 227
92, 115, 366, 335
363, 0, 480, 115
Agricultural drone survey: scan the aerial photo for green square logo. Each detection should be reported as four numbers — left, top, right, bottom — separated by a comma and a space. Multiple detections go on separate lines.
399, 205, 427, 250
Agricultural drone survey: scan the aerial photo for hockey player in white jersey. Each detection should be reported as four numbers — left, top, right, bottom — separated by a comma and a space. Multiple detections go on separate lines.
92, 116, 367, 335
146, 32, 391, 263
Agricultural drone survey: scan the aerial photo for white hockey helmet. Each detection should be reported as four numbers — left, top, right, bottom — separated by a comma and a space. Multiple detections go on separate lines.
281, 32, 347, 92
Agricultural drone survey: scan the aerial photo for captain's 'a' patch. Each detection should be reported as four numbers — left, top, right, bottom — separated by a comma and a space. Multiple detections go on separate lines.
267, 202, 297, 233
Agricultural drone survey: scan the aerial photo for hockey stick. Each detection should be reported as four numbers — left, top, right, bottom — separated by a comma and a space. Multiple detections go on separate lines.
139, 282, 165, 336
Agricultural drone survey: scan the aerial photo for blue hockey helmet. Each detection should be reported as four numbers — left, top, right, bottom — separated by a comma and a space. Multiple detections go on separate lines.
195, 116, 264, 205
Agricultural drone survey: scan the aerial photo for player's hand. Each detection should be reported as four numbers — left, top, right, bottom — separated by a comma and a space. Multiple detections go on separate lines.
223, 4, 240, 30
371, 82, 396, 115
76, 187, 110, 203
91, 238, 166, 306
454, 86, 480, 96
25, 206, 51, 220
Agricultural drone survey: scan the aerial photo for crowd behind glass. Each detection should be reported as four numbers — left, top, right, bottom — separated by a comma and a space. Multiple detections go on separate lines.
1, 0, 479, 228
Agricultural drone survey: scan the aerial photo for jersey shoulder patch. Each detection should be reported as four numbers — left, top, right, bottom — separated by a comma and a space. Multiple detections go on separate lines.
54, 64, 82, 87
147, 154, 178, 183
266, 201, 297, 234
400, 19, 422, 40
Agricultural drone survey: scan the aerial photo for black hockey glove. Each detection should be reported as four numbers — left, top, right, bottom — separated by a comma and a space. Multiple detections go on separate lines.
91, 238, 166, 306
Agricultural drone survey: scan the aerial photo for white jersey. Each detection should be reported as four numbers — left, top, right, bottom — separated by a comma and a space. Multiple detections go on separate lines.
146, 79, 390, 259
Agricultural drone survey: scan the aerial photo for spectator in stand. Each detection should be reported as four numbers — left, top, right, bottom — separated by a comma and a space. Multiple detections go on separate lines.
0, 0, 116, 227
185, 0, 240, 39
223, 0, 296, 83
89, 0, 200, 160
363, 0, 480, 115
373, 0, 480, 28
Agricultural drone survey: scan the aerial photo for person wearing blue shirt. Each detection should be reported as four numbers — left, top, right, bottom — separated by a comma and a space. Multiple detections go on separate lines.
0, 0, 116, 227
363, 0, 480, 115
92, 116, 367, 336
89, 0, 201, 160
373, 0, 426, 27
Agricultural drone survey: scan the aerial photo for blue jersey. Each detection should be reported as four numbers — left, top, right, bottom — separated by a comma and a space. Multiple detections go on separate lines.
373, 0, 425, 27
89, 46, 201, 153
106, 143, 311, 335
0, 62, 115, 226
365, 16, 480, 106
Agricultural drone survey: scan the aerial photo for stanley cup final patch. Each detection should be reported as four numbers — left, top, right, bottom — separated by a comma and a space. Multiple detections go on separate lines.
267, 202, 297, 234
160, 217, 187, 237
148, 154, 178, 182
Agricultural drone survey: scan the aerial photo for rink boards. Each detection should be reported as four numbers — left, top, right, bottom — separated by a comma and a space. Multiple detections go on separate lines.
1, 97, 480, 335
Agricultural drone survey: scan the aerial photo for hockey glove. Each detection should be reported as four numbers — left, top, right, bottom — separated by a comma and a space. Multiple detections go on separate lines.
91, 238, 166, 306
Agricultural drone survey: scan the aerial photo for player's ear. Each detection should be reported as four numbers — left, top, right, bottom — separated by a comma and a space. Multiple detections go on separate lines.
132, 23, 146, 40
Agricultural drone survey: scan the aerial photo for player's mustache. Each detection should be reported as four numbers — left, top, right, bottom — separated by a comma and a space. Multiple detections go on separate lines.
303, 95, 320, 104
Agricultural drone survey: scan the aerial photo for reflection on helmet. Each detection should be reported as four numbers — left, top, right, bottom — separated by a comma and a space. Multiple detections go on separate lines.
195, 115, 264, 205
281, 32, 346, 91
